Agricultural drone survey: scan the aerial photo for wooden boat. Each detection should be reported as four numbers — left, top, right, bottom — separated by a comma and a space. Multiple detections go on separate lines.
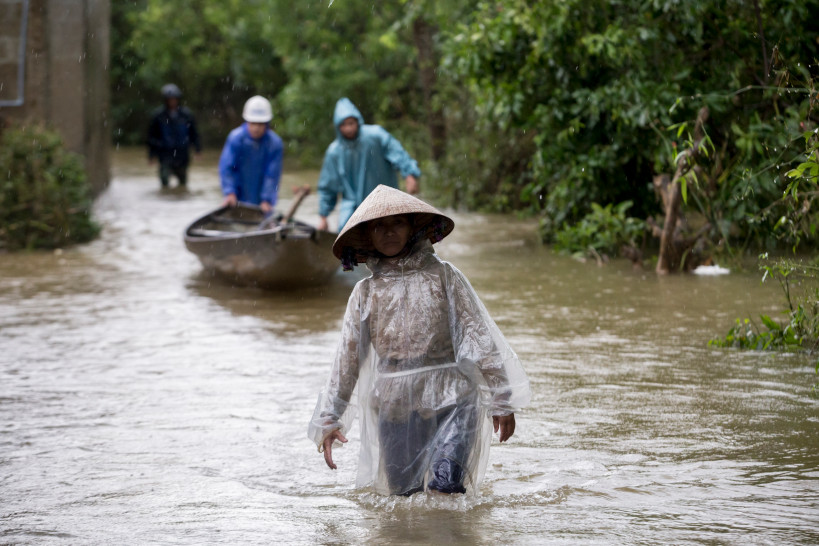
184, 201, 340, 289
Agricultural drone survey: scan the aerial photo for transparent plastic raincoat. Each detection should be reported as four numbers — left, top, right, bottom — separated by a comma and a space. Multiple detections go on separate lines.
308, 239, 530, 495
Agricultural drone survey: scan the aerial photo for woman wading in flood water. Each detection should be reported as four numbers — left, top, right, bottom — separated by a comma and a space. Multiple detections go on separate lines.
308, 185, 531, 496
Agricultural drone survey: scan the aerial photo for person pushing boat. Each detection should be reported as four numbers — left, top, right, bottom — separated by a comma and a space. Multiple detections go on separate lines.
218, 96, 284, 215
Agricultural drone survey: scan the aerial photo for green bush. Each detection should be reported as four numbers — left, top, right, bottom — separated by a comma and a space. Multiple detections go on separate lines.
0, 125, 100, 251
710, 114, 819, 391
552, 200, 646, 261
444, 0, 819, 248
709, 255, 819, 392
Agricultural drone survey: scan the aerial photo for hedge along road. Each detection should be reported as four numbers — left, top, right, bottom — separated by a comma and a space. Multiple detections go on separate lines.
0, 148, 817, 545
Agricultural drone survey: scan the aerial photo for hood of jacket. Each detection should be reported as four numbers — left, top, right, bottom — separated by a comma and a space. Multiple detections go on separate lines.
333, 98, 365, 142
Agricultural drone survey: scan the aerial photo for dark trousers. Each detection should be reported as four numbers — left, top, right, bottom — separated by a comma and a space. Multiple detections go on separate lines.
159, 160, 188, 187
378, 403, 477, 496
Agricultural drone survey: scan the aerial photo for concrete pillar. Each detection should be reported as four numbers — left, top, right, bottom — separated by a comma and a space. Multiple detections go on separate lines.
82, 0, 110, 195
0, 0, 28, 106
0, 0, 110, 194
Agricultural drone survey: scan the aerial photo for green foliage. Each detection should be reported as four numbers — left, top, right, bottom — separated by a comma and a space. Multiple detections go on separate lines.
708, 98, 819, 391
710, 255, 819, 390
785, 133, 819, 184
711, 316, 803, 351
689, 87, 818, 255
111, 0, 467, 166
111, 0, 289, 146
0, 125, 100, 250
427, 88, 538, 212
774, 125, 819, 249
552, 201, 645, 260
444, 0, 819, 246
710, 101, 819, 389
109, 0, 819, 241
267, 0, 425, 163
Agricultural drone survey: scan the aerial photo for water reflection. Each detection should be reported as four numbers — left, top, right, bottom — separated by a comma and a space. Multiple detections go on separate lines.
360, 497, 492, 545
186, 271, 358, 336
0, 148, 817, 545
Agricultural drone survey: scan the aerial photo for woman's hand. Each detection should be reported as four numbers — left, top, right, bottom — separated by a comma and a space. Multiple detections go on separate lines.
322, 429, 348, 469
493, 413, 516, 443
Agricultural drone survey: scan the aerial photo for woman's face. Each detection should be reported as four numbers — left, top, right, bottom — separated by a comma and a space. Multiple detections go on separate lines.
368, 215, 412, 257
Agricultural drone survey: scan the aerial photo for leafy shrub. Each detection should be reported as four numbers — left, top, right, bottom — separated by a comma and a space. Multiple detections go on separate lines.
710, 256, 819, 391
774, 127, 819, 249
0, 125, 100, 250
445, 0, 819, 248
710, 120, 819, 391
552, 200, 645, 260
710, 315, 806, 352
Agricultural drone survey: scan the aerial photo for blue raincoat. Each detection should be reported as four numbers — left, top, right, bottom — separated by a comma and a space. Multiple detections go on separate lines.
218, 123, 283, 206
318, 98, 421, 230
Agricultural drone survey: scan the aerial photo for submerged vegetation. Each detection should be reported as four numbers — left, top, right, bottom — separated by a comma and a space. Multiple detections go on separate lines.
0, 125, 100, 251
552, 201, 645, 264
709, 256, 819, 391
710, 257, 819, 354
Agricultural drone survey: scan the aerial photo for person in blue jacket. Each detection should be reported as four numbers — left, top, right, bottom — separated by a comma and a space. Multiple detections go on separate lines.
147, 83, 201, 188
317, 98, 421, 232
218, 95, 283, 214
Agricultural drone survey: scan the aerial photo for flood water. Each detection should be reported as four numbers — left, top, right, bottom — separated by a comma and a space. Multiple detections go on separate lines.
2, 148, 818, 545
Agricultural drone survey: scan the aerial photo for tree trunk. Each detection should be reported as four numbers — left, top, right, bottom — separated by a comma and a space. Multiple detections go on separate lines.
656, 106, 709, 274
412, 17, 446, 161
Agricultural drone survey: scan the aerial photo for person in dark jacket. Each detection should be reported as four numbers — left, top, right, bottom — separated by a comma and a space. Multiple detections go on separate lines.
147, 84, 201, 188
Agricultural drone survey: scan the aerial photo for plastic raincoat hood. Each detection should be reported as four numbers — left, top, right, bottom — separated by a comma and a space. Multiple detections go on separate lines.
333, 97, 365, 140
308, 239, 530, 496
317, 98, 422, 231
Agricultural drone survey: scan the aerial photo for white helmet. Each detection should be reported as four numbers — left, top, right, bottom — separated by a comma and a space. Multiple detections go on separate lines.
242, 95, 273, 123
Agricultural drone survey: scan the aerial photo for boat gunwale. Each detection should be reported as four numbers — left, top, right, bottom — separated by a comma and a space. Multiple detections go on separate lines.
183, 204, 336, 245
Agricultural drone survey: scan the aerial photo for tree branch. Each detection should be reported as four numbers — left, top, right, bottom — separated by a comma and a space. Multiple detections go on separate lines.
753, 0, 770, 84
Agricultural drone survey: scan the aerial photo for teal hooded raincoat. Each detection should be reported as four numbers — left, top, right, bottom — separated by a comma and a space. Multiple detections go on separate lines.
318, 98, 421, 230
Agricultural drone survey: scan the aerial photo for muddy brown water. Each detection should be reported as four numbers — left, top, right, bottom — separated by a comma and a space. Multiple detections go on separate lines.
1, 148, 817, 544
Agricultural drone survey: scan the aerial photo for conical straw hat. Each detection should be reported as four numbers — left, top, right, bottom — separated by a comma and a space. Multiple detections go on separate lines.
332, 184, 455, 262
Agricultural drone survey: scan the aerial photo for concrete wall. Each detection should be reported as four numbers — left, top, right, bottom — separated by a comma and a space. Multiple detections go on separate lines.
0, 1, 27, 106
0, 0, 110, 194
